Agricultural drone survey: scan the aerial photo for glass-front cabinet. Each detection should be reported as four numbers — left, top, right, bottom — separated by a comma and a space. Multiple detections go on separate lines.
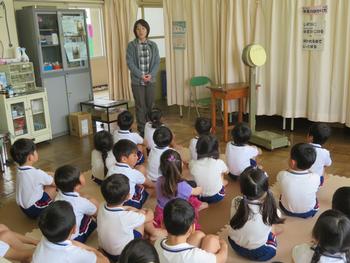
9, 100, 29, 137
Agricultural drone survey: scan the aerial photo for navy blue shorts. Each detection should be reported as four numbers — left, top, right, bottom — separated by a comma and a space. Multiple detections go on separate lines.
198, 186, 225, 204
228, 232, 277, 261
20, 192, 53, 219
136, 150, 145, 165
73, 215, 97, 243
279, 199, 319, 219
124, 185, 149, 209
320, 175, 324, 186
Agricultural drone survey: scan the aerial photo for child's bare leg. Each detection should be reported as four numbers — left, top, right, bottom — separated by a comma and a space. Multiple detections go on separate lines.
199, 202, 209, 211
144, 221, 167, 242
200, 234, 221, 254
44, 185, 57, 199
135, 164, 147, 175
0, 230, 32, 250
0, 224, 9, 232
187, 230, 205, 247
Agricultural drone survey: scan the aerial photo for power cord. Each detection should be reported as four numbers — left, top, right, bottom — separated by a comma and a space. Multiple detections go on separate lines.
0, 0, 13, 48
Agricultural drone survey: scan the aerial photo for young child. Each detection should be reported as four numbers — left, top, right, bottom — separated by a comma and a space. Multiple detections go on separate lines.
228, 166, 284, 261
189, 135, 228, 203
189, 117, 211, 160
307, 123, 332, 186
144, 108, 163, 152
277, 143, 320, 218
293, 209, 350, 263
10, 138, 56, 219
91, 130, 116, 185
332, 187, 350, 219
54, 165, 98, 243
119, 239, 160, 263
97, 174, 165, 262
107, 139, 151, 209
225, 122, 260, 180
32, 201, 108, 263
147, 126, 173, 182
154, 149, 206, 230
154, 198, 228, 263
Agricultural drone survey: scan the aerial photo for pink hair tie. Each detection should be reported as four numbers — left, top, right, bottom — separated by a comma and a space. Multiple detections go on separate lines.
167, 155, 177, 162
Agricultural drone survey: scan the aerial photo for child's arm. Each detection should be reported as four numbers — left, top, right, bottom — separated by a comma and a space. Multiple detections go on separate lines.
215, 239, 228, 263
139, 208, 154, 223
71, 241, 109, 263
191, 186, 203, 196
3, 246, 35, 262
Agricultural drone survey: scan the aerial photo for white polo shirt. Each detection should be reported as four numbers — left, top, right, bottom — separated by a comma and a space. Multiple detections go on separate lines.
97, 204, 145, 256
107, 163, 145, 196
277, 169, 320, 213
228, 196, 272, 249
91, 149, 116, 180
225, 143, 259, 176
144, 122, 156, 149
16, 166, 54, 209
113, 130, 143, 145
309, 143, 332, 177
55, 191, 97, 240
0, 241, 9, 257
155, 238, 216, 263
147, 146, 170, 182
293, 243, 346, 263
189, 158, 228, 196
189, 137, 199, 160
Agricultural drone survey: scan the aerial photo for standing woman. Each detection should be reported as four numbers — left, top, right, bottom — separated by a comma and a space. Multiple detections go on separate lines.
126, 19, 160, 136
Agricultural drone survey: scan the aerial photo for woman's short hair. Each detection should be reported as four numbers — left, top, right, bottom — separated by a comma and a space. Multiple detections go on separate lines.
133, 19, 150, 39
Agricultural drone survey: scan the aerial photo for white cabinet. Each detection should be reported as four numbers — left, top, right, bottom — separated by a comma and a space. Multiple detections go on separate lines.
0, 90, 52, 144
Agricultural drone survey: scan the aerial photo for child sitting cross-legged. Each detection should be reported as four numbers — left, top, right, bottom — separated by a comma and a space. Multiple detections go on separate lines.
189, 117, 212, 160
144, 108, 164, 153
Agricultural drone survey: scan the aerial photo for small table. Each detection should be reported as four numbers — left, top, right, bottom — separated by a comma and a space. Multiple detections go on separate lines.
80, 99, 128, 132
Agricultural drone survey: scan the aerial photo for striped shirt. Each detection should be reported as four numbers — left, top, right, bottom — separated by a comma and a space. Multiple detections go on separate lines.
138, 40, 150, 85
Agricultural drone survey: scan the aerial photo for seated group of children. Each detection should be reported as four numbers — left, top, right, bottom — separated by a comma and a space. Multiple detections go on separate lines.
2, 107, 347, 263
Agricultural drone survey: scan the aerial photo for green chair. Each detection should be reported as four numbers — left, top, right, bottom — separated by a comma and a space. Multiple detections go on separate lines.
188, 76, 212, 118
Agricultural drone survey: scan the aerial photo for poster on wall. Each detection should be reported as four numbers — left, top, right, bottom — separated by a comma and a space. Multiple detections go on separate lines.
302, 5, 327, 51
172, 21, 186, 49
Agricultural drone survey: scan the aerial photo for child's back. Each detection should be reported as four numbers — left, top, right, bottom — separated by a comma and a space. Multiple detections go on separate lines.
114, 111, 143, 144
189, 117, 211, 160
144, 108, 163, 150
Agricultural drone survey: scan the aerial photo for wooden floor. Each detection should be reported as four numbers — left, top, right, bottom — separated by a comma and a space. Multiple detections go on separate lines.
1, 101, 350, 234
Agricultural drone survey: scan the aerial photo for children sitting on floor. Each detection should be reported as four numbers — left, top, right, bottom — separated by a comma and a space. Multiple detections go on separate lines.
332, 187, 350, 219
307, 123, 332, 186
154, 198, 228, 263
119, 239, 160, 263
225, 122, 260, 181
277, 143, 320, 218
97, 174, 166, 262
189, 135, 228, 204
33, 201, 108, 263
189, 117, 212, 160
228, 166, 285, 261
54, 165, 98, 243
144, 108, 164, 152
10, 138, 56, 219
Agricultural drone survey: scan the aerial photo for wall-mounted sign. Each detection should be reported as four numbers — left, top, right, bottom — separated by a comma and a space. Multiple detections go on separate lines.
172, 21, 186, 49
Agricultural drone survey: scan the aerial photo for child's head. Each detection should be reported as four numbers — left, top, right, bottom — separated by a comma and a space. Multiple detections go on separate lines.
101, 174, 130, 205
94, 130, 114, 154
163, 198, 195, 236
54, 165, 84, 193
148, 108, 163, 129
290, 143, 316, 170
194, 117, 211, 136
10, 138, 37, 166
311, 209, 350, 263
153, 126, 173, 148
117, 110, 134, 130
113, 139, 138, 167
38, 201, 76, 243
119, 239, 160, 263
160, 149, 182, 198
196, 134, 219, 159
230, 166, 284, 230
332, 187, 350, 219
231, 122, 251, 145
308, 123, 331, 145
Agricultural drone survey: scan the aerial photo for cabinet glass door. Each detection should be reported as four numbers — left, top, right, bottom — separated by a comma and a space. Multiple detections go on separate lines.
30, 98, 47, 132
10, 102, 29, 136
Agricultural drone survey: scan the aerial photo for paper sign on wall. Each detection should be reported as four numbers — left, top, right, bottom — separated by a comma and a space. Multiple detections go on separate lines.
172, 21, 186, 49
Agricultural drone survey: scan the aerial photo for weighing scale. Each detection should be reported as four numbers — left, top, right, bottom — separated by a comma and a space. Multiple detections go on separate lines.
242, 44, 289, 150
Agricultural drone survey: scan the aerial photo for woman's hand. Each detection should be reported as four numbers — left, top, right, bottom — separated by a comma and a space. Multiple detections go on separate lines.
143, 74, 152, 82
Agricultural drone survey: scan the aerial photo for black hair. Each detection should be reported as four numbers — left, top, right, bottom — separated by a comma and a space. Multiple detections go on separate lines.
113, 139, 138, 162
231, 122, 251, 146
308, 123, 331, 145
160, 149, 183, 198
54, 165, 81, 193
194, 117, 211, 136
332, 187, 350, 219
101, 174, 130, 205
290, 143, 316, 170
10, 138, 36, 166
38, 201, 76, 243
148, 108, 163, 129
119, 239, 160, 263
163, 198, 195, 236
311, 209, 350, 263
196, 134, 219, 159
153, 126, 173, 148
94, 130, 114, 177
230, 166, 285, 230
117, 111, 134, 131
133, 19, 150, 39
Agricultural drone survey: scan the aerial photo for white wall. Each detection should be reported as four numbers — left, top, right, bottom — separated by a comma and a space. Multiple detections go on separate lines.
0, 0, 19, 58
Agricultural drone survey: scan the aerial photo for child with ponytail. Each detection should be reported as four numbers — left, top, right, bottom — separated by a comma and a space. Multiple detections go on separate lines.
145, 108, 163, 151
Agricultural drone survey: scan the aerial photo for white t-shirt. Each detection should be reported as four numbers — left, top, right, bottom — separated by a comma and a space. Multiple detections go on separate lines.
107, 163, 145, 196
189, 137, 199, 160
309, 143, 332, 177
225, 143, 259, 176
147, 146, 170, 182
277, 169, 320, 213
154, 238, 216, 263
55, 191, 97, 239
16, 166, 54, 208
91, 149, 116, 180
228, 196, 272, 249
144, 122, 156, 149
113, 130, 143, 145
32, 237, 96, 263
0, 241, 9, 257
97, 204, 145, 256
293, 243, 347, 263
189, 158, 228, 196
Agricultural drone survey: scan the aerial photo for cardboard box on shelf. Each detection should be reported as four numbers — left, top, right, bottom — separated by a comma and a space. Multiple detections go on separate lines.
69, 112, 93, 137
